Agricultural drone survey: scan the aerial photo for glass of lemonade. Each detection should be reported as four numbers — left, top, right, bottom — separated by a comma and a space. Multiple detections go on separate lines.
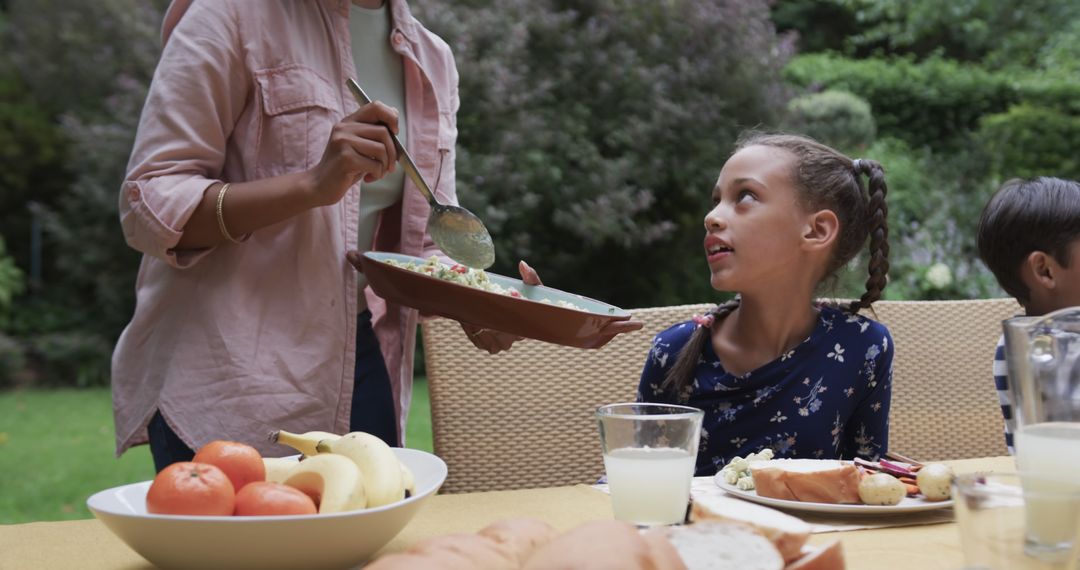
1015, 422, 1080, 562
596, 403, 704, 526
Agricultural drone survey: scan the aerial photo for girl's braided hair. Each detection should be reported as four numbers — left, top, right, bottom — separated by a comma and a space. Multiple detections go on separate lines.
661, 133, 890, 395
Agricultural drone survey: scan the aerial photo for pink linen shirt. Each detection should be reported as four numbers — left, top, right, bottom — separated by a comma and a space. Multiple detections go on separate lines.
112, 0, 459, 456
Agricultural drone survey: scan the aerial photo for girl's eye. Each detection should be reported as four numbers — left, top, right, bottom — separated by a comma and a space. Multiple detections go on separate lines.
737, 190, 756, 203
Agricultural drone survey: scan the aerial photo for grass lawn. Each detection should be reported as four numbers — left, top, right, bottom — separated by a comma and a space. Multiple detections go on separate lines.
0, 378, 432, 524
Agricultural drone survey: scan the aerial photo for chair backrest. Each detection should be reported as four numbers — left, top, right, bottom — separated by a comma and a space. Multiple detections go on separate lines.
422, 298, 1020, 493
860, 298, 1020, 461
422, 303, 714, 493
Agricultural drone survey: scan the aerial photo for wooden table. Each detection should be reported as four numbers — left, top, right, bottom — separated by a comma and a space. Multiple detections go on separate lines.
0, 456, 1015, 569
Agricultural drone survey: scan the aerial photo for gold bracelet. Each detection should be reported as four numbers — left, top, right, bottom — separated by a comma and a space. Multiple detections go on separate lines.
215, 183, 241, 244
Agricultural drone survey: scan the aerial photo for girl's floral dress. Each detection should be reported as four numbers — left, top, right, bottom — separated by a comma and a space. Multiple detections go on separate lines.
638, 306, 893, 476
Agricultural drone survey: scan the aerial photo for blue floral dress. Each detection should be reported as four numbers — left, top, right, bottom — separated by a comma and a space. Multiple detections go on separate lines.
637, 306, 893, 476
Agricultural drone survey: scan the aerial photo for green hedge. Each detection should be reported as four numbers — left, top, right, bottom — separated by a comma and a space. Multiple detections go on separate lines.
785, 54, 1015, 147
784, 90, 876, 153
979, 104, 1080, 180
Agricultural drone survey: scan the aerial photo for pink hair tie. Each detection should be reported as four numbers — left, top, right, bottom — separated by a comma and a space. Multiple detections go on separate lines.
692, 313, 715, 328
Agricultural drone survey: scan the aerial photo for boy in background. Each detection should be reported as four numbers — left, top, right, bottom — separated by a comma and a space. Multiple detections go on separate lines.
976, 177, 1080, 453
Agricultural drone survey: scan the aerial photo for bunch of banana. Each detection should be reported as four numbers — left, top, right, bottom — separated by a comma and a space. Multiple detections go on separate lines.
265, 429, 418, 513
268, 429, 340, 457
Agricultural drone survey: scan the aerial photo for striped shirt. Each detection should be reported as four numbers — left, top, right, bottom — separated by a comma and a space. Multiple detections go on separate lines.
993, 334, 1015, 454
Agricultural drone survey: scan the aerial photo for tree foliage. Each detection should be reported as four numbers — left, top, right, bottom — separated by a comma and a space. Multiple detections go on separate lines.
412, 0, 792, 307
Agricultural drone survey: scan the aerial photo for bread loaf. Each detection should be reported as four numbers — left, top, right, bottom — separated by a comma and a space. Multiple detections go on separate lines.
649, 521, 784, 570
786, 540, 846, 570
750, 459, 862, 504
364, 533, 517, 570
690, 493, 811, 562
522, 520, 686, 570
478, 518, 560, 566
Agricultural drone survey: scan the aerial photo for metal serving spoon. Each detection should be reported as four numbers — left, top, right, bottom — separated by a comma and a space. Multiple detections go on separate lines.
347, 78, 495, 269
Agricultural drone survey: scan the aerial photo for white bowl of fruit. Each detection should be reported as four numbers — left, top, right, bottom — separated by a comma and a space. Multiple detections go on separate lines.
87, 431, 447, 570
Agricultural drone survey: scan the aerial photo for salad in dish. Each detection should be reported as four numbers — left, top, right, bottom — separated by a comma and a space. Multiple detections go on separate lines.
383, 256, 585, 311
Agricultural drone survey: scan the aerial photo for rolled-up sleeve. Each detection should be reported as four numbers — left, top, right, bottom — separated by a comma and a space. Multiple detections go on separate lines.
120, 1, 246, 268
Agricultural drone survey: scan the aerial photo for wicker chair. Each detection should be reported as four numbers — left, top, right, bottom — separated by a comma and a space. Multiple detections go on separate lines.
422, 298, 1020, 493
863, 298, 1020, 461
422, 303, 714, 493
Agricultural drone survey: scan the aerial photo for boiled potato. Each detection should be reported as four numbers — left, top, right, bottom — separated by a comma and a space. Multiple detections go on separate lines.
858, 473, 906, 506
916, 463, 954, 501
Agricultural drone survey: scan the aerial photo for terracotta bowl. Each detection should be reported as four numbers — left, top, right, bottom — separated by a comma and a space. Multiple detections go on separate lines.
361, 252, 632, 349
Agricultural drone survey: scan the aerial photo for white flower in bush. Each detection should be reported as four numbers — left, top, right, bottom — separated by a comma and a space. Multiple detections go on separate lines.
925, 262, 953, 289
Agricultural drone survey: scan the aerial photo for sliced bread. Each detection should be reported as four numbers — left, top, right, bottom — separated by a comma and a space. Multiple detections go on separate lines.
786, 540, 846, 570
690, 493, 811, 562
649, 521, 784, 570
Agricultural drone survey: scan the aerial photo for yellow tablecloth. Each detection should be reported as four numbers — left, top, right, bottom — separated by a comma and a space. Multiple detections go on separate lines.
0, 456, 1015, 570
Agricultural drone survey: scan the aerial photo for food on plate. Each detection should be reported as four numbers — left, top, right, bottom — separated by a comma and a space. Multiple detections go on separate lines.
690, 493, 811, 563
384, 256, 585, 311
786, 540, 845, 570
915, 463, 955, 501
281, 453, 367, 513
316, 432, 406, 507
857, 473, 907, 506
269, 429, 341, 457
717, 448, 775, 490
749, 458, 862, 504
146, 461, 236, 516
650, 520, 784, 570
192, 440, 266, 492
234, 481, 318, 516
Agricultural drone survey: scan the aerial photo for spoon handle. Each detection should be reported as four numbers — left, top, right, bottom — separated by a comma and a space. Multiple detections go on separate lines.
346, 78, 439, 207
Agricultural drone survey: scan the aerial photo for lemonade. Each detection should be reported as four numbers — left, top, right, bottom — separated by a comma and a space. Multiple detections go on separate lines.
603, 446, 696, 526
1014, 422, 1080, 556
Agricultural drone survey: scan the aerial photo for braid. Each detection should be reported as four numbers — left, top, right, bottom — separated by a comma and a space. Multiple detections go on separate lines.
847, 159, 890, 313
661, 298, 741, 398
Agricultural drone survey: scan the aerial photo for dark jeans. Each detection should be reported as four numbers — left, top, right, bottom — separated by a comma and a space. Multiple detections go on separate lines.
148, 310, 398, 472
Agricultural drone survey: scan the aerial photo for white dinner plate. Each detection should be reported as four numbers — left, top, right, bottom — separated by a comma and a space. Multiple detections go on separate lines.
713, 474, 953, 515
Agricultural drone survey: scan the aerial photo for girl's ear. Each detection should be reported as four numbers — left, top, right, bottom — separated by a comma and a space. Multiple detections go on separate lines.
801, 209, 840, 252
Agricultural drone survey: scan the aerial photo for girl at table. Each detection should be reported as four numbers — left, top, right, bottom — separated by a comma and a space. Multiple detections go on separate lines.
638, 132, 894, 476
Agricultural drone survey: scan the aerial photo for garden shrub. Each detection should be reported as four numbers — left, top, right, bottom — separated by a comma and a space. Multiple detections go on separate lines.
978, 104, 1080, 180
28, 332, 111, 388
784, 53, 1015, 148
0, 334, 26, 388
413, 0, 794, 308
784, 90, 875, 153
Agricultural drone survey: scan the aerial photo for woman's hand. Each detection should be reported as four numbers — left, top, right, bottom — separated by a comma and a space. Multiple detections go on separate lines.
459, 261, 538, 354
305, 102, 400, 208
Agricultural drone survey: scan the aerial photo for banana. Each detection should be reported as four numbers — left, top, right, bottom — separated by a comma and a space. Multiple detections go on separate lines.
269, 429, 340, 457
400, 461, 416, 499
263, 457, 298, 484
282, 453, 367, 513
317, 432, 404, 507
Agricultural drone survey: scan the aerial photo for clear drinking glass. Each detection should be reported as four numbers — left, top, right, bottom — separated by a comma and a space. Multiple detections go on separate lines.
596, 403, 704, 526
954, 473, 1080, 570
1003, 308, 1080, 561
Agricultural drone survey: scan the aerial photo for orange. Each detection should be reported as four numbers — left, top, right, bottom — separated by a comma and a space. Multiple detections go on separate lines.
192, 440, 266, 491
234, 481, 318, 516
146, 462, 236, 516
